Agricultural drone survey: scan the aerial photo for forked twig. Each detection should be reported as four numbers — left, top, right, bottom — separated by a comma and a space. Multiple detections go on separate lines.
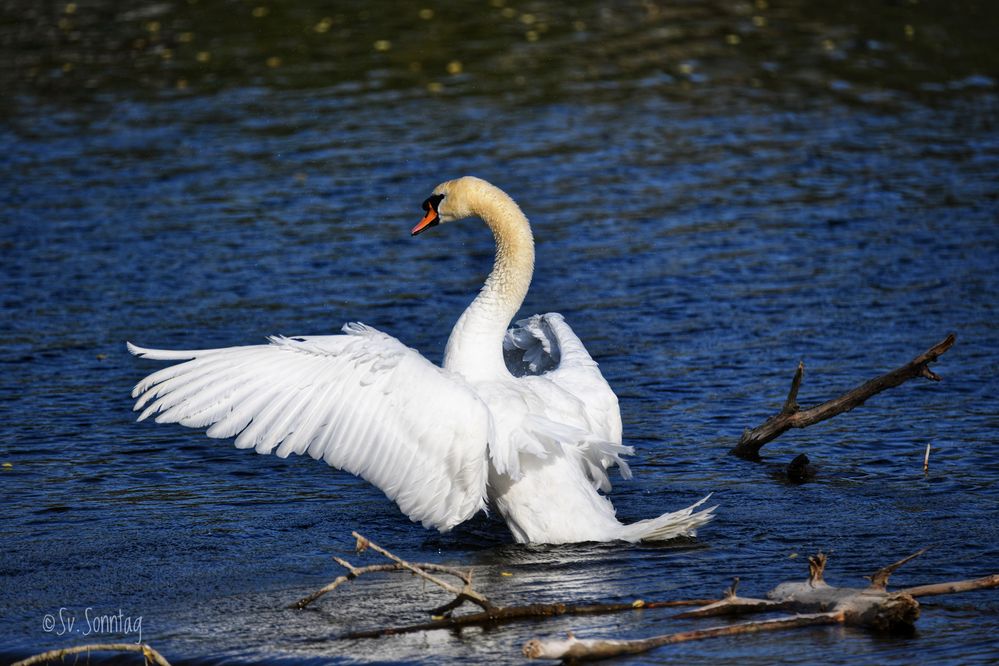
352, 531, 496, 611
290, 560, 475, 610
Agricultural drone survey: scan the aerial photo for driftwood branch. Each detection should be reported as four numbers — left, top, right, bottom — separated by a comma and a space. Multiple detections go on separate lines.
524, 548, 997, 661
523, 612, 844, 661
12, 643, 171, 666
732, 334, 956, 460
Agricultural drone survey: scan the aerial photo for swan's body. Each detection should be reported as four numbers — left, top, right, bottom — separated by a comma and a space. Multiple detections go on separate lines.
129, 177, 714, 543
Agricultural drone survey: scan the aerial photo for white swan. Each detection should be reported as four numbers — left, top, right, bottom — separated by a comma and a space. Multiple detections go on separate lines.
128, 176, 715, 544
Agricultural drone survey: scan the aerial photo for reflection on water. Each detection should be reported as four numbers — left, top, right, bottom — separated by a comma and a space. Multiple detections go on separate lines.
1, 0, 998, 664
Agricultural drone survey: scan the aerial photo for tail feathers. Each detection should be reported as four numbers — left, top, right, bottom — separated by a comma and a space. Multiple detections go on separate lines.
617, 495, 716, 543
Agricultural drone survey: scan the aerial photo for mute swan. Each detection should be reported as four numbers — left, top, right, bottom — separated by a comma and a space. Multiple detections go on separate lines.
128, 176, 715, 544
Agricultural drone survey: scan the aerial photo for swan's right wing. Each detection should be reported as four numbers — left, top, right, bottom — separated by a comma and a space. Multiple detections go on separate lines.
128, 323, 490, 531
503, 313, 625, 487
504, 313, 620, 441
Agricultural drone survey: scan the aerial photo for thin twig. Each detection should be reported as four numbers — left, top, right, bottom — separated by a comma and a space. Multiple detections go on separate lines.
783, 362, 804, 413
923, 443, 931, 474
674, 596, 782, 619
732, 333, 956, 460
12, 643, 171, 666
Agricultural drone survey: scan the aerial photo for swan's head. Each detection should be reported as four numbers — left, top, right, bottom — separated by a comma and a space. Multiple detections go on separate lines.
411, 176, 488, 236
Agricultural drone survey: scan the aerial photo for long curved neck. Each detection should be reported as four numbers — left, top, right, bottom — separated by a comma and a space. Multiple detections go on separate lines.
444, 188, 534, 381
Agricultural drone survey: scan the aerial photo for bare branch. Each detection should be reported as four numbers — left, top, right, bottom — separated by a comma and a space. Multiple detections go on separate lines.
523, 612, 845, 660
674, 596, 782, 619
290, 560, 474, 610
343, 599, 717, 639
900, 574, 999, 598
12, 643, 171, 666
731, 334, 956, 460
350, 531, 496, 612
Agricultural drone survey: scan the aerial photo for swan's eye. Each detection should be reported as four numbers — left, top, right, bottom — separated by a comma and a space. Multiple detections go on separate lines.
422, 193, 445, 212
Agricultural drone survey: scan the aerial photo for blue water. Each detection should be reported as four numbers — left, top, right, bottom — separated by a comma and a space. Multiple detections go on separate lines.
2, 1, 998, 664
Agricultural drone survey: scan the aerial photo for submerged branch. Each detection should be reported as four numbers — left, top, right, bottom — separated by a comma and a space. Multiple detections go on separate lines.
732, 333, 956, 460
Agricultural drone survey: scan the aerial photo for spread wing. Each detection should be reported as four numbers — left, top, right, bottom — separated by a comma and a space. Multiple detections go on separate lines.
128, 323, 490, 531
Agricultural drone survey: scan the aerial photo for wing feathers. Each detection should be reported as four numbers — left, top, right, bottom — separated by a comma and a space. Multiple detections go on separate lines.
128, 329, 490, 531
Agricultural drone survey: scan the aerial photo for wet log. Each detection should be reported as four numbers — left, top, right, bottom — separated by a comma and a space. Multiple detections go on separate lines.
731, 334, 956, 460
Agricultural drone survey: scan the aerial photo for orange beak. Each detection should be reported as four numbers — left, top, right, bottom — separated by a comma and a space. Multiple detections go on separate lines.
411, 206, 440, 236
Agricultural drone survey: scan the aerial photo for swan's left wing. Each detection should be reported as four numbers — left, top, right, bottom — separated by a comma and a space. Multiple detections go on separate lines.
128, 323, 490, 531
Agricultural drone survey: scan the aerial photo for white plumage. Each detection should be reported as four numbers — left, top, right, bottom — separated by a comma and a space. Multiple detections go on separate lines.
129, 176, 715, 543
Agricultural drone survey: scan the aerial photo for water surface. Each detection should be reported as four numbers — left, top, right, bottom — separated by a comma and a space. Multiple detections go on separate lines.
1, 1, 998, 663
